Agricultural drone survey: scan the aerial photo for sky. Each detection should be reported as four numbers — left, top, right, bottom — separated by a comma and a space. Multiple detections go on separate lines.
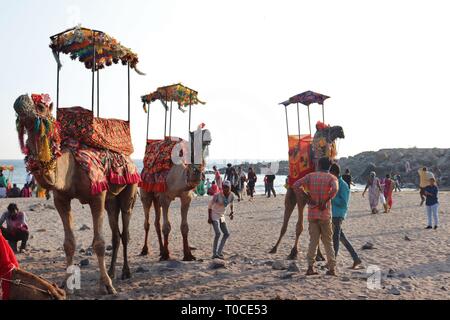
1, 0, 449, 161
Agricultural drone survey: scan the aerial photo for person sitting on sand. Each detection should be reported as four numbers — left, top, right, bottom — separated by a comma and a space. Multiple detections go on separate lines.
424, 175, 439, 230
208, 180, 235, 259
329, 164, 362, 269
362, 172, 382, 214
7, 184, 21, 198
20, 183, 32, 198
0, 203, 29, 253
293, 157, 338, 276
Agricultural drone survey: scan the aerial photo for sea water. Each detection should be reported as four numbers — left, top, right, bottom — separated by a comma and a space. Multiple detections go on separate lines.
1, 159, 368, 195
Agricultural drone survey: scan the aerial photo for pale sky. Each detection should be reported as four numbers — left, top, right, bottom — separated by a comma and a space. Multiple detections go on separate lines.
1, 0, 449, 161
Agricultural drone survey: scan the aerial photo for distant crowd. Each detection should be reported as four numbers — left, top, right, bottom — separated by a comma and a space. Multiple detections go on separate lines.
0, 171, 50, 199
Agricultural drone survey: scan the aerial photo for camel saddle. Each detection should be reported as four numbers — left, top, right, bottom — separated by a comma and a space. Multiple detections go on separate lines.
140, 137, 188, 193
57, 107, 133, 156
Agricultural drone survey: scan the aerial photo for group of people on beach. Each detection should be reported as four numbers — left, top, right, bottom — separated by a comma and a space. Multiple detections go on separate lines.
0, 171, 50, 200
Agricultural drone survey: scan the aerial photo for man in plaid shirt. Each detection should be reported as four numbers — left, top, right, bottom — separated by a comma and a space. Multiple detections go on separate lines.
293, 157, 339, 276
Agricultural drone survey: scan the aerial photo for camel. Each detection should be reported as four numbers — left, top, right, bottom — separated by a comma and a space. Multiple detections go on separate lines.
270, 125, 345, 259
6, 268, 67, 300
13, 94, 138, 294
140, 130, 211, 261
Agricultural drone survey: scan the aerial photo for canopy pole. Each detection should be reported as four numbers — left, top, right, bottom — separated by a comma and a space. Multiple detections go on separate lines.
127, 63, 131, 122
322, 103, 325, 124
284, 106, 289, 140
189, 93, 192, 134
169, 100, 173, 136
91, 31, 95, 114
97, 69, 100, 117
164, 103, 167, 138
296, 103, 301, 137
146, 103, 150, 141
56, 50, 60, 110
307, 105, 312, 135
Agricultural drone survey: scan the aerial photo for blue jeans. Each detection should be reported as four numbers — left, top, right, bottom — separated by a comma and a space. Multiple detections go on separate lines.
332, 217, 360, 263
426, 203, 439, 227
212, 220, 230, 256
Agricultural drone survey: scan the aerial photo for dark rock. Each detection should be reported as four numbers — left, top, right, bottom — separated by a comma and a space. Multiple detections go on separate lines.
79, 259, 89, 267
280, 272, 293, 280
341, 276, 351, 282
388, 286, 401, 295
441, 286, 447, 291
272, 260, 288, 270
106, 245, 113, 251
136, 266, 149, 273
36, 229, 46, 233
404, 235, 411, 241
79, 248, 85, 254
166, 260, 184, 269
210, 260, 227, 269
79, 224, 90, 231
287, 262, 300, 273
361, 242, 374, 250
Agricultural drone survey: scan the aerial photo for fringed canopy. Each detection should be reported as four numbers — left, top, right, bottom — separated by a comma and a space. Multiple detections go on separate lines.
50, 25, 144, 74
141, 83, 205, 112
280, 90, 330, 107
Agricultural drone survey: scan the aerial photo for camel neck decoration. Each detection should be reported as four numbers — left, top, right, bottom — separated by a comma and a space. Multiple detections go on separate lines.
14, 94, 61, 177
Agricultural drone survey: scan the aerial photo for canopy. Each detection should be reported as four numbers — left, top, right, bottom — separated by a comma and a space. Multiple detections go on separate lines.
280, 90, 330, 107
50, 25, 144, 74
141, 83, 205, 112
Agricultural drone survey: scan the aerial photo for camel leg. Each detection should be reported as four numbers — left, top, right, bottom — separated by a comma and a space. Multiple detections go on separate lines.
270, 188, 297, 254
120, 184, 137, 280
180, 193, 196, 261
160, 198, 172, 261
90, 194, 116, 295
105, 194, 121, 280
154, 198, 164, 256
54, 192, 76, 289
287, 192, 306, 260
140, 191, 152, 256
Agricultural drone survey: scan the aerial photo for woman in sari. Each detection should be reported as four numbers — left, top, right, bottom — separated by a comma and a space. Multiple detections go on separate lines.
383, 174, 395, 212
362, 172, 383, 214
213, 166, 222, 191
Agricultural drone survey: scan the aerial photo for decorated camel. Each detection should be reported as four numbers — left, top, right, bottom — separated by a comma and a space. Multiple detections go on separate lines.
269, 123, 345, 259
140, 129, 212, 261
14, 94, 140, 294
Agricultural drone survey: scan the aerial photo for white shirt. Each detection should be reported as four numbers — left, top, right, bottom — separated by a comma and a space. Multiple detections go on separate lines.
208, 192, 234, 221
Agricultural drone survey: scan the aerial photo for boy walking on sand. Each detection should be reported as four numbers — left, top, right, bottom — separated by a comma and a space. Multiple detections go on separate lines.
293, 157, 338, 276
424, 175, 439, 229
208, 180, 235, 259
329, 164, 362, 269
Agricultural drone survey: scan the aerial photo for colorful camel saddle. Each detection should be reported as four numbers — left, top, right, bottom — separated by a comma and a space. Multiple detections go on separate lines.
57, 107, 133, 156
287, 134, 314, 187
62, 139, 140, 195
140, 138, 187, 193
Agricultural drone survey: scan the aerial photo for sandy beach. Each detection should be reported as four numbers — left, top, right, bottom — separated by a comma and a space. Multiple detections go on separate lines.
0, 190, 448, 300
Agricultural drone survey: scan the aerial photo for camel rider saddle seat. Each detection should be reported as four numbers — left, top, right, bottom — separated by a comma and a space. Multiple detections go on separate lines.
57, 107, 133, 156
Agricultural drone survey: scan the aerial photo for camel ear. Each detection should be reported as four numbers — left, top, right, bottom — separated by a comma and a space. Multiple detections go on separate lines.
49, 102, 54, 114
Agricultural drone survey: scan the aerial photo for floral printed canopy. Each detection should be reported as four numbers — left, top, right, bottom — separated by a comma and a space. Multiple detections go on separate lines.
141, 83, 206, 112
280, 90, 330, 107
50, 25, 144, 74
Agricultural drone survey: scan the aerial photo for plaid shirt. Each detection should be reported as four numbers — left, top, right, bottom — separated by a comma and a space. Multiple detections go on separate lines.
293, 171, 338, 220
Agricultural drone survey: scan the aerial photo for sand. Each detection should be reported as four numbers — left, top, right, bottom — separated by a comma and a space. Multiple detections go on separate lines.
1, 190, 449, 300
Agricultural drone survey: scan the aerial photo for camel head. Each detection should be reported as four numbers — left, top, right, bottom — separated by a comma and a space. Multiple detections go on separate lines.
13, 94, 61, 187
186, 128, 212, 188
319, 125, 345, 143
